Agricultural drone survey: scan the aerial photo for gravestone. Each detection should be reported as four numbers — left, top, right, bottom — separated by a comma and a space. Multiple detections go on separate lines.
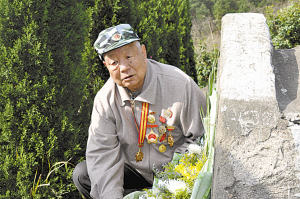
212, 13, 300, 198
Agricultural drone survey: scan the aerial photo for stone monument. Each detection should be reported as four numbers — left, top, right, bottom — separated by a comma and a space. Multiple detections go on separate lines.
212, 13, 300, 198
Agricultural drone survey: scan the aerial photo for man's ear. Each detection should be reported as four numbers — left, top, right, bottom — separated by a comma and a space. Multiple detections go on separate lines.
141, 44, 147, 59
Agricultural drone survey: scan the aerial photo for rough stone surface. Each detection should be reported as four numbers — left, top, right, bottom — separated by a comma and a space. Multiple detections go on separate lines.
217, 13, 275, 101
273, 46, 300, 198
212, 13, 300, 198
273, 46, 300, 115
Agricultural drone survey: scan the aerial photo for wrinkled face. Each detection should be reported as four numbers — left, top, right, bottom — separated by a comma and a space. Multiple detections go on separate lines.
103, 41, 148, 92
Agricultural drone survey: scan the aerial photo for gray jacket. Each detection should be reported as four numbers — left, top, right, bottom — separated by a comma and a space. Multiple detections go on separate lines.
86, 59, 207, 199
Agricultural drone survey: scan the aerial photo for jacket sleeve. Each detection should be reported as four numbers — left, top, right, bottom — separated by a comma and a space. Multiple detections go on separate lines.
175, 78, 207, 154
86, 97, 124, 199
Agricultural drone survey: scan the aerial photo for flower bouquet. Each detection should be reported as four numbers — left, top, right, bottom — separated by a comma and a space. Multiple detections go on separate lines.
141, 140, 211, 199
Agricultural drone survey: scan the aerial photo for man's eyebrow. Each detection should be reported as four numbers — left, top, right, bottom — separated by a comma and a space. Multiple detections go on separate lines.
105, 52, 115, 57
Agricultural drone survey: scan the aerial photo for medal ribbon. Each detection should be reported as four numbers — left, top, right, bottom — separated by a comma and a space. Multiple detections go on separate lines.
129, 101, 149, 147
138, 102, 149, 147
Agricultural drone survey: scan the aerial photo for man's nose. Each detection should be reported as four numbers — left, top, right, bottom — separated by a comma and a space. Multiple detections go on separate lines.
119, 59, 131, 72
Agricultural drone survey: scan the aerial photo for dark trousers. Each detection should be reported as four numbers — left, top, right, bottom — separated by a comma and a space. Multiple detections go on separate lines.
72, 161, 152, 199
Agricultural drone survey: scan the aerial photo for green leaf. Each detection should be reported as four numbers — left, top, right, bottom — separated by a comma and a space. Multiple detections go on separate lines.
191, 172, 212, 199
172, 152, 182, 163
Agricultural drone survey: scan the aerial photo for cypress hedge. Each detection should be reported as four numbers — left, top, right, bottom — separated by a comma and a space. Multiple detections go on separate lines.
0, 0, 197, 197
0, 0, 88, 197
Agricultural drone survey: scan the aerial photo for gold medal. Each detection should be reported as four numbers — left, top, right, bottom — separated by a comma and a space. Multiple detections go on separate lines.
146, 129, 158, 144
135, 148, 144, 162
148, 115, 155, 123
167, 134, 174, 147
158, 125, 166, 134
159, 144, 166, 153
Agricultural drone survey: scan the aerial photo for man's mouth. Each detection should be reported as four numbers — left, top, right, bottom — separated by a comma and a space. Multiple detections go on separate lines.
124, 75, 134, 80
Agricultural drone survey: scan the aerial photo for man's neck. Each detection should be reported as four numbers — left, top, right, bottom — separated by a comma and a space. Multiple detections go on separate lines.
126, 88, 141, 99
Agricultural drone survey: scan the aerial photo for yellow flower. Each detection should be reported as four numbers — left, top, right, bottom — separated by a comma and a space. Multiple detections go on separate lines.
175, 164, 188, 178
175, 153, 207, 182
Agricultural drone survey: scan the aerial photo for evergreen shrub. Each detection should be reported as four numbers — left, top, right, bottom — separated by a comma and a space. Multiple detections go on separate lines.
0, 0, 199, 197
0, 0, 89, 198
195, 43, 219, 88
266, 1, 300, 49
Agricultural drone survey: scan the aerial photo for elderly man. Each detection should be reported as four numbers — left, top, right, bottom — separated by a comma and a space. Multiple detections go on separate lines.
73, 24, 206, 199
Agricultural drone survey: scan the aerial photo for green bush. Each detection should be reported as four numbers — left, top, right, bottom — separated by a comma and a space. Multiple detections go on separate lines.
0, 0, 89, 198
195, 43, 219, 88
135, 0, 197, 82
266, 1, 300, 49
136, 0, 181, 65
178, 0, 198, 83
0, 0, 199, 197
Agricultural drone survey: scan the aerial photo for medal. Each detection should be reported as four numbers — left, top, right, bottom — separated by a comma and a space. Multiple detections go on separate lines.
148, 115, 155, 123
146, 124, 158, 144
135, 148, 144, 162
166, 126, 175, 147
159, 133, 167, 142
159, 144, 166, 153
146, 129, 158, 144
167, 135, 174, 147
159, 116, 166, 124
158, 125, 166, 134
165, 110, 173, 118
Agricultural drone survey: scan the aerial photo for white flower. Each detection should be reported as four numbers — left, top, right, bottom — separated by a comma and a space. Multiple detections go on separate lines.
165, 179, 187, 195
188, 144, 202, 155
157, 179, 167, 188
152, 187, 160, 195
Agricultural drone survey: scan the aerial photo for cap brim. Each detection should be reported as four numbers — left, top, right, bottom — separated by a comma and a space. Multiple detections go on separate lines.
100, 38, 140, 60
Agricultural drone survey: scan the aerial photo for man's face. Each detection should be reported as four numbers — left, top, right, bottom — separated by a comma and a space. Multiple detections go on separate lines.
103, 41, 147, 92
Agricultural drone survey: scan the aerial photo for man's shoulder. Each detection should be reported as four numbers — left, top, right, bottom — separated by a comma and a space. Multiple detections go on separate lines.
148, 59, 192, 83
94, 78, 116, 101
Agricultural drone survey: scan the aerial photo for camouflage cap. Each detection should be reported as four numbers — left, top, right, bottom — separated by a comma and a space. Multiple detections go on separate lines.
94, 24, 140, 60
